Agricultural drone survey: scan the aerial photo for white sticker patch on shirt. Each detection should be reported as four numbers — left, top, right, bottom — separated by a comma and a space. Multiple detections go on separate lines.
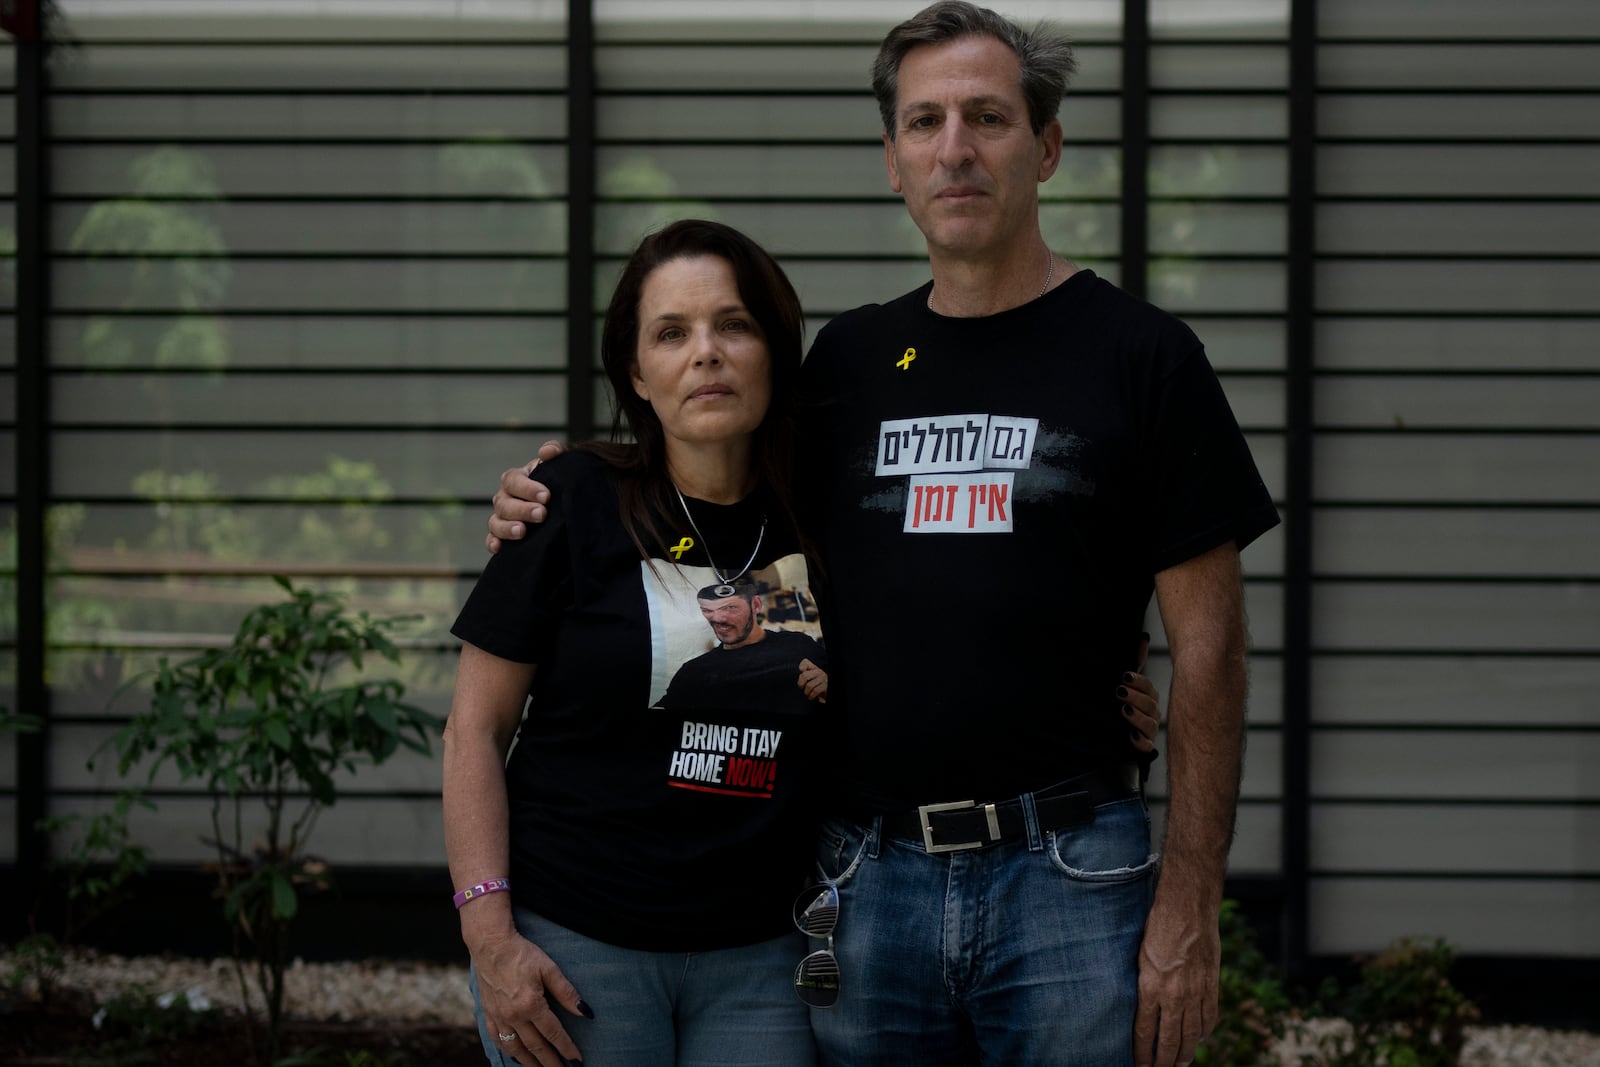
875, 414, 1039, 476
981, 415, 1039, 470
903, 472, 1015, 532
876, 415, 984, 474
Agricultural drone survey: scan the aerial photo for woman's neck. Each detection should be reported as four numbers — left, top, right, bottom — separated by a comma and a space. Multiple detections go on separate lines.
665, 441, 757, 504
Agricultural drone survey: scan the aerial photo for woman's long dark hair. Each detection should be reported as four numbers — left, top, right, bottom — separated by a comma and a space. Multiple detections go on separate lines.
578, 219, 806, 565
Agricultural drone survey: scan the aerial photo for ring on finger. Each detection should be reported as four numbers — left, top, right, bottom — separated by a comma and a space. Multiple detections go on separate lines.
497, 1031, 517, 1043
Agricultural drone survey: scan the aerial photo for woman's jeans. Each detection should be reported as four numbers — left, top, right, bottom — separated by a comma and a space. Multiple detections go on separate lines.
470, 907, 816, 1066
807, 795, 1156, 1067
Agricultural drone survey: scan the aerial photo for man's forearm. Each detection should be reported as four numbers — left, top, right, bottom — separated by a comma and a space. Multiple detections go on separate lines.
1153, 636, 1246, 906
1150, 542, 1250, 904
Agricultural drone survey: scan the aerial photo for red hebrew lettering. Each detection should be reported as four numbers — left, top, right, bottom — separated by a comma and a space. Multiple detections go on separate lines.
910, 483, 925, 528
989, 481, 1009, 521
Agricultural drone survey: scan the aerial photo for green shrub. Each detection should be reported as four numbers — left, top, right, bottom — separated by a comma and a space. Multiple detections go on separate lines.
37, 790, 154, 943
107, 578, 444, 1065
4, 932, 65, 1008
1308, 937, 1479, 1067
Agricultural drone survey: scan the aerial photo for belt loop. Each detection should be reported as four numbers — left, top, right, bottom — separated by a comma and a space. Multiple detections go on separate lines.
1020, 791, 1044, 851
867, 815, 882, 860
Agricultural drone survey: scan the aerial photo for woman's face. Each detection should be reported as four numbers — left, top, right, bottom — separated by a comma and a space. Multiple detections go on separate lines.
631, 255, 773, 454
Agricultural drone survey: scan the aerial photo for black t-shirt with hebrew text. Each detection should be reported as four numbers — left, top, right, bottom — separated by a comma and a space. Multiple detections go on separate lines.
798, 269, 1280, 813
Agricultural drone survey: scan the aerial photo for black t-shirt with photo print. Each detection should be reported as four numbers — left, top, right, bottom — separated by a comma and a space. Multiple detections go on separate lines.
451, 449, 829, 951
798, 268, 1280, 813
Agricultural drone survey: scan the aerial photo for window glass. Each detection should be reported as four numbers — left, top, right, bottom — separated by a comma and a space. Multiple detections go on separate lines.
35, 7, 568, 875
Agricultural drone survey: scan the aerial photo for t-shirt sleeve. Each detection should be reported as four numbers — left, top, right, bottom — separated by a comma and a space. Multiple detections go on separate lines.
449, 465, 577, 664
1141, 342, 1281, 573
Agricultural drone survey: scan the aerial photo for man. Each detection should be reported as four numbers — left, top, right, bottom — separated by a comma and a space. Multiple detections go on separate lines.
656, 581, 829, 714
489, 4, 1277, 1065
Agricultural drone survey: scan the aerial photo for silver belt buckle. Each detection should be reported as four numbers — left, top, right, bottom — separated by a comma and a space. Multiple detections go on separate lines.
918, 799, 996, 853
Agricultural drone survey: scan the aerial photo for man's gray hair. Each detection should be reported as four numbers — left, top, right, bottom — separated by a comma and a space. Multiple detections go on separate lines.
871, 1, 1076, 140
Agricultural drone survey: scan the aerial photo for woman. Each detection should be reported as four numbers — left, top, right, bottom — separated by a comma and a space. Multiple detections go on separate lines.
442, 220, 1163, 1067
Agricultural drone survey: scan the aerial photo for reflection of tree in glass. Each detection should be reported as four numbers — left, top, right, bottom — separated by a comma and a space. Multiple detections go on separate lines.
439, 140, 552, 195
126, 456, 455, 576
71, 147, 231, 371
437, 140, 563, 308
1041, 150, 1120, 260
1148, 147, 1244, 307
252, 456, 456, 576
598, 156, 716, 252
22, 456, 459, 716
0, 505, 119, 691
127, 469, 244, 563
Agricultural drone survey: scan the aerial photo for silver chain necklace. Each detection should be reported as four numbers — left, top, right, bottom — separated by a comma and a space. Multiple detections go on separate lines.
928, 249, 1054, 313
672, 482, 767, 596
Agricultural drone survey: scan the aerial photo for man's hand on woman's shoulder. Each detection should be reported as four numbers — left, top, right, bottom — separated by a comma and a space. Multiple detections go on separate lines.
486, 440, 565, 553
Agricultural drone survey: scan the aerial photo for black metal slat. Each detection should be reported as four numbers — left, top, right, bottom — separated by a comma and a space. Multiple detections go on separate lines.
14, 15, 51, 897
1119, 0, 1148, 301
1281, 0, 1318, 982
566, 0, 595, 441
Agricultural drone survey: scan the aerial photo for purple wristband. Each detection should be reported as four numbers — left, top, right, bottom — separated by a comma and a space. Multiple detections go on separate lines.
452, 877, 510, 910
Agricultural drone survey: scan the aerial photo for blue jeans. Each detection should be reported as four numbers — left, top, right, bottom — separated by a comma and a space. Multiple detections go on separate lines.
470, 907, 816, 1067
807, 795, 1156, 1067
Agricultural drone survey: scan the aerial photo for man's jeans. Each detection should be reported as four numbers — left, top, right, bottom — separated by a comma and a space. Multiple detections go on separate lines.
807, 794, 1156, 1067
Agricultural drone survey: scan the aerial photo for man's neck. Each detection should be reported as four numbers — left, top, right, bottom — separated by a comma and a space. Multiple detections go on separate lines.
927, 241, 1075, 318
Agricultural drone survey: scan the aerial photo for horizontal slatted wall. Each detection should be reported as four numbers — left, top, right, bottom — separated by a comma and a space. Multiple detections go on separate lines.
1141, 0, 1288, 878
42, 4, 566, 865
1309, 0, 1600, 957
591, 4, 1121, 337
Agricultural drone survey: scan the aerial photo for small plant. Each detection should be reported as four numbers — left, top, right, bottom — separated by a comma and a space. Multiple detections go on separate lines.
77, 983, 220, 1065
4, 932, 65, 1008
37, 790, 154, 944
1195, 899, 1293, 1067
107, 578, 444, 1065
1307, 937, 1479, 1067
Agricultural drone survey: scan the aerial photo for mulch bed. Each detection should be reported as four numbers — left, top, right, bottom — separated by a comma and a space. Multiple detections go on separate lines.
3, 998, 486, 1066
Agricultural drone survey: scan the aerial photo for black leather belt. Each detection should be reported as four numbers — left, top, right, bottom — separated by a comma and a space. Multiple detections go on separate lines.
878, 764, 1142, 854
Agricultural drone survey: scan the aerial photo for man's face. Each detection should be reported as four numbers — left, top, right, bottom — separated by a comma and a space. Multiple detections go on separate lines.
698, 594, 763, 648
883, 35, 1062, 261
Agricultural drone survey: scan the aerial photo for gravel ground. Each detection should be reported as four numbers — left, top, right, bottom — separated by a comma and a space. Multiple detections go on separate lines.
1286, 1018, 1600, 1067
9, 947, 1599, 1066
9, 946, 477, 1026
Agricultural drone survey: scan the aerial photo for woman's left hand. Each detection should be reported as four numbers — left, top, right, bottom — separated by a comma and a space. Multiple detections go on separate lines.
1120, 632, 1163, 753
